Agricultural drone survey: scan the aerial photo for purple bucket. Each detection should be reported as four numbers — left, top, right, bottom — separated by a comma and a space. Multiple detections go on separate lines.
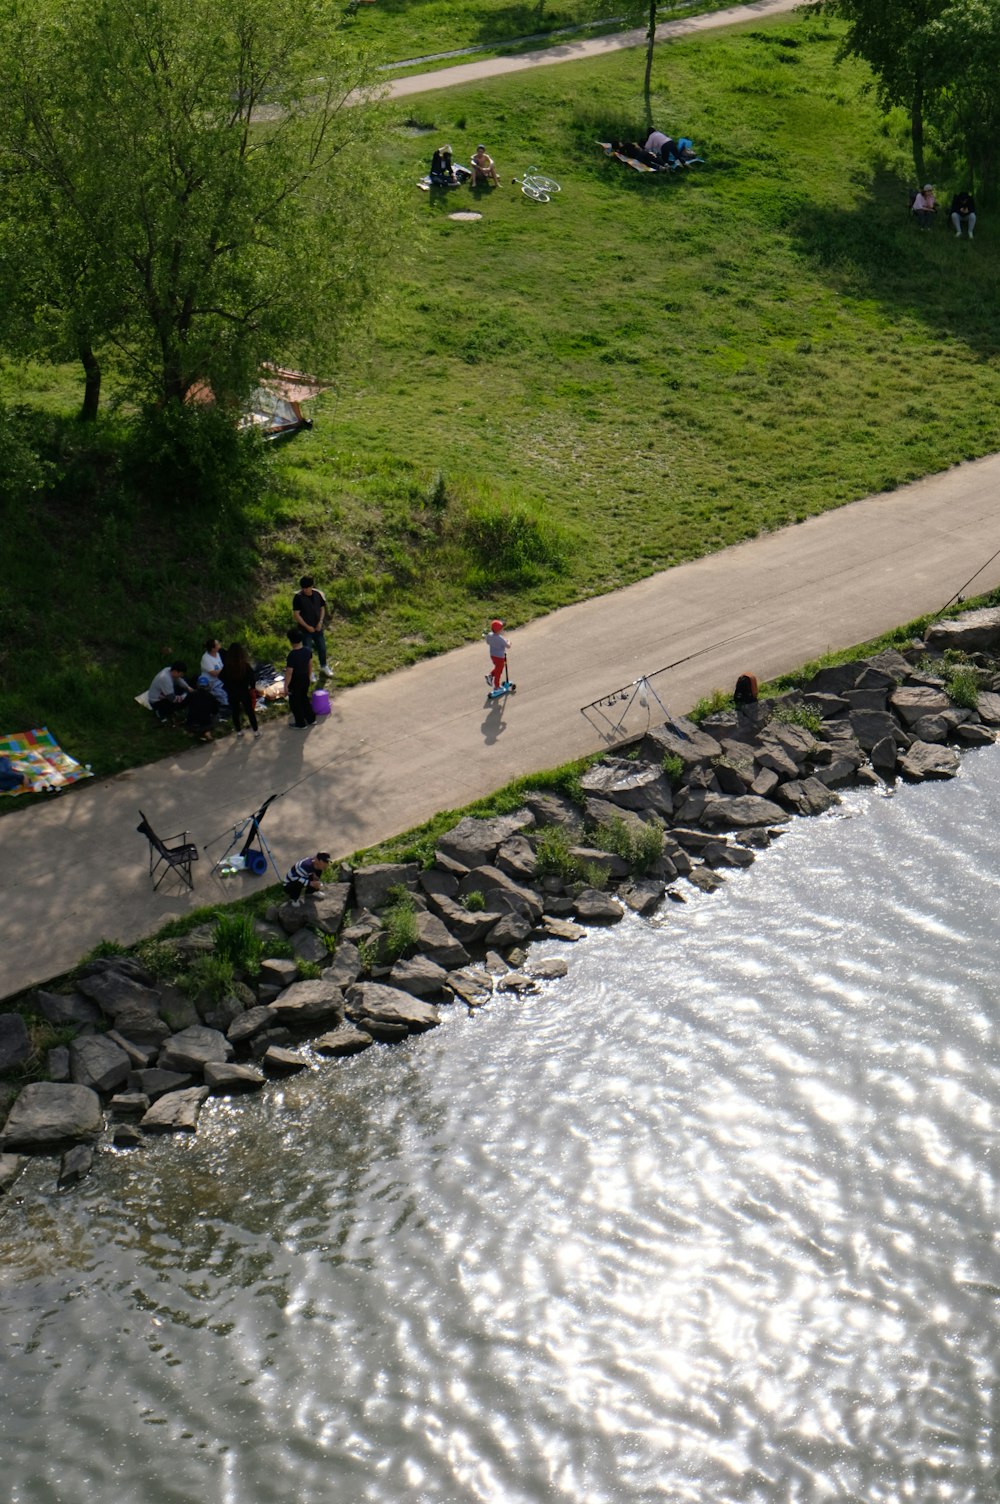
311, 688, 331, 716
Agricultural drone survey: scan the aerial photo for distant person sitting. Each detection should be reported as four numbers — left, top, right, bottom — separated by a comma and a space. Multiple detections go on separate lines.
200, 637, 229, 707
430, 145, 457, 186
471, 144, 500, 188
644, 129, 676, 166
0, 755, 28, 793
148, 662, 193, 722
950, 190, 976, 239
283, 852, 332, 902
912, 184, 937, 229
185, 676, 218, 741
675, 137, 702, 165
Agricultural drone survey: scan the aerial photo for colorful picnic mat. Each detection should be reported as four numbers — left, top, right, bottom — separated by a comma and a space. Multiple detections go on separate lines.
0, 727, 93, 795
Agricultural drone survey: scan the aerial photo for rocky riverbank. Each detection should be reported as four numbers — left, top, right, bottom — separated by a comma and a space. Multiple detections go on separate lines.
4, 605, 1000, 1197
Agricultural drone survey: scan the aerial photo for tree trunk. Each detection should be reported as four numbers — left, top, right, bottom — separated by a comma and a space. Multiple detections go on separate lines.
910, 83, 925, 184
643, 0, 657, 123
78, 341, 101, 422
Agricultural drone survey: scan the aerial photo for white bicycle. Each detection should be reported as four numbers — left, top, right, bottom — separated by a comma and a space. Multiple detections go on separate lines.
512, 166, 561, 203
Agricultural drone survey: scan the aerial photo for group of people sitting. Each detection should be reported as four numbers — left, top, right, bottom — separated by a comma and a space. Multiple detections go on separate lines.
911, 184, 977, 237
429, 143, 501, 188
611, 129, 701, 170
147, 640, 261, 742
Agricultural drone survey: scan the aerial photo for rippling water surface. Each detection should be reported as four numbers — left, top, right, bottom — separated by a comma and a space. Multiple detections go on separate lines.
4, 752, 1000, 1503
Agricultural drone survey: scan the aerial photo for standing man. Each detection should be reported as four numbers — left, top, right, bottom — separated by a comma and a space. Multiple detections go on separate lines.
284, 629, 316, 729
292, 575, 332, 678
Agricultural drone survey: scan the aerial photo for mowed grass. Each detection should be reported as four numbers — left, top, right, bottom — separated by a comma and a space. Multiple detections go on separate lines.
3, 11, 1000, 792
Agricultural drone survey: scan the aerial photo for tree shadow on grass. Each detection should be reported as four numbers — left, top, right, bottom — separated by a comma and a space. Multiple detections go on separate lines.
786, 162, 1000, 363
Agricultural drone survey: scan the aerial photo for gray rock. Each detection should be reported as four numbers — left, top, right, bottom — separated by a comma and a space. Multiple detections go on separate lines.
312, 1025, 374, 1058
112, 1124, 143, 1148
573, 889, 625, 924
48, 1045, 71, 1082
735, 827, 772, 849
105, 1030, 158, 1068
353, 865, 419, 912
850, 709, 905, 752
419, 868, 460, 900
496, 972, 539, 995
445, 968, 495, 1007
760, 722, 816, 764
298, 884, 353, 935
436, 811, 535, 870
640, 714, 722, 768
0, 1013, 32, 1073
778, 777, 842, 816
495, 835, 539, 883
140, 1086, 210, 1134
579, 760, 674, 817
204, 1062, 266, 1093
802, 692, 850, 719
260, 957, 299, 990
58, 1144, 95, 1190
201, 996, 248, 1033
69, 1036, 131, 1094
269, 979, 344, 1028
569, 846, 631, 878
910, 714, 949, 744
262, 1046, 309, 1075
518, 791, 581, 829
388, 955, 449, 997
890, 685, 952, 725
956, 722, 996, 746
158, 1025, 233, 1074
528, 957, 569, 980
483, 950, 509, 974
700, 795, 789, 830
855, 665, 899, 692
77, 954, 155, 987
156, 985, 200, 1033
412, 910, 472, 969
687, 865, 725, 893
345, 982, 441, 1036
227, 1006, 278, 1045
975, 691, 1000, 726
620, 879, 666, 914
925, 608, 1000, 653
703, 840, 755, 869
109, 1092, 150, 1118
673, 788, 715, 824
870, 735, 898, 771
898, 741, 961, 780
291, 928, 329, 966
171, 925, 217, 961
810, 757, 861, 788
804, 661, 867, 696
321, 941, 363, 991
424, 891, 502, 946
842, 688, 889, 713
485, 911, 534, 948
76, 968, 162, 1020
1, 1082, 103, 1149
754, 744, 800, 780
34, 990, 102, 1030
864, 649, 911, 683
0, 1153, 24, 1193
537, 917, 586, 942
129, 1068, 195, 1100
750, 766, 779, 799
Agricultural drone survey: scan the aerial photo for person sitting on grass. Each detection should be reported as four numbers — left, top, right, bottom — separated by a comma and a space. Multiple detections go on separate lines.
200, 637, 229, 708
283, 852, 332, 902
950, 190, 976, 239
0, 755, 28, 793
644, 129, 676, 167
185, 676, 218, 742
148, 661, 193, 723
430, 145, 457, 186
471, 144, 500, 188
912, 184, 937, 230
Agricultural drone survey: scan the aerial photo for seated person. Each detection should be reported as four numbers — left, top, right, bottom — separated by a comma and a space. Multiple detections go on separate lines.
644, 129, 676, 166
429, 145, 456, 186
950, 190, 976, 238
283, 852, 332, 902
912, 184, 937, 229
0, 755, 28, 793
200, 637, 229, 707
675, 137, 701, 164
185, 676, 218, 741
470, 144, 500, 188
148, 661, 193, 722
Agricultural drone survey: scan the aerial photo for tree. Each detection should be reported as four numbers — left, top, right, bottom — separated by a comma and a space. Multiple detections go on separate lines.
922, 0, 1000, 198
0, 0, 404, 412
598, 0, 661, 121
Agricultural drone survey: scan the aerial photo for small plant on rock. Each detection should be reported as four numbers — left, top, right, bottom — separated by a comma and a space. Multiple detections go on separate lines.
534, 824, 579, 883
632, 821, 665, 876
945, 665, 982, 710
689, 688, 732, 723
463, 889, 486, 911
213, 911, 263, 976
184, 953, 236, 1006
296, 960, 323, 981
581, 861, 610, 891
357, 937, 379, 975
772, 701, 823, 735
382, 890, 418, 961
662, 752, 684, 788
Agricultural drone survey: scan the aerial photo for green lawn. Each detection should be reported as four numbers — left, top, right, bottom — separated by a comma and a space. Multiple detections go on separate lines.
3, 11, 1000, 797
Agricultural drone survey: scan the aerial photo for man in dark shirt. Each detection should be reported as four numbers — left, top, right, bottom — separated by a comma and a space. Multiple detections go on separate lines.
284, 628, 316, 729
950, 191, 976, 239
291, 575, 331, 677
283, 852, 331, 901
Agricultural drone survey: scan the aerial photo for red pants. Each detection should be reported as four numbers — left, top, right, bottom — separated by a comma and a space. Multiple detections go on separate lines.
490, 655, 506, 689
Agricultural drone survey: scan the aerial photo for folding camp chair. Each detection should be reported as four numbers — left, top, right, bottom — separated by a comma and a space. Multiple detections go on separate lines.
137, 809, 199, 891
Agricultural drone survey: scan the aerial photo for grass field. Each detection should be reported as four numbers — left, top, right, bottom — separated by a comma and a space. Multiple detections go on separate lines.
3, 11, 1000, 799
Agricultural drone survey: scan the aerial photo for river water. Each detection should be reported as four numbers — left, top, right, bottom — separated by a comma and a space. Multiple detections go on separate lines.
3, 751, 1000, 1504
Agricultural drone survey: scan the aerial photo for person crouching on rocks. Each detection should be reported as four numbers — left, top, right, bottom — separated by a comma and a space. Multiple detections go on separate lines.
283, 852, 331, 902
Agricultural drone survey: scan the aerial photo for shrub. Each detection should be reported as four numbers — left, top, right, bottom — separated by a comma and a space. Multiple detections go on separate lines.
184, 953, 236, 1006
213, 911, 263, 975
462, 496, 567, 589
591, 816, 665, 876
463, 890, 486, 911
296, 960, 323, 980
689, 688, 732, 723
772, 700, 823, 735
357, 937, 379, 975
662, 752, 685, 788
580, 861, 610, 891
946, 665, 982, 710
534, 824, 579, 882
134, 938, 184, 981
382, 890, 419, 961
632, 822, 665, 876
592, 816, 633, 860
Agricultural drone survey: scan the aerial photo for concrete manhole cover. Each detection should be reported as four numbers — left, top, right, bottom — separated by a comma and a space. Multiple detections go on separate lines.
448, 211, 483, 221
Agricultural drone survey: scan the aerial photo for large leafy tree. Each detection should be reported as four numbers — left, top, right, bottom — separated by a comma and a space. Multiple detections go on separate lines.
0, 0, 403, 412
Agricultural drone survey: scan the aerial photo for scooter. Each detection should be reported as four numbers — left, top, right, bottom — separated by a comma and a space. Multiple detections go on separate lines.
485, 654, 517, 700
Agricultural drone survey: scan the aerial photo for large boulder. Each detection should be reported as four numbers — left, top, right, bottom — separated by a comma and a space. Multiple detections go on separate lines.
640, 714, 722, 769
268, 979, 344, 1028
579, 760, 673, 818
1, 1082, 103, 1149
58, 1144, 95, 1190
495, 836, 539, 883
457, 866, 542, 922
925, 607, 1000, 653
777, 778, 841, 816
890, 685, 952, 725
345, 982, 441, 1038
0, 1014, 32, 1073
436, 811, 535, 870
140, 1086, 210, 1134
158, 1025, 233, 1074
299, 884, 353, 935
864, 649, 911, 683
898, 741, 961, 780
573, 889, 625, 924
387, 955, 449, 997
75, 966, 161, 1021
291, 929, 329, 966
227, 1006, 278, 1046
69, 1036, 132, 1094
424, 891, 503, 946
411, 910, 472, 969
849, 709, 903, 752
352, 865, 419, 912
34, 991, 102, 1030
517, 791, 582, 830
203, 1062, 265, 1093
975, 691, 1000, 726
312, 1024, 374, 1058
804, 661, 868, 696
322, 941, 363, 991
699, 795, 789, 831
129, 1067, 195, 1100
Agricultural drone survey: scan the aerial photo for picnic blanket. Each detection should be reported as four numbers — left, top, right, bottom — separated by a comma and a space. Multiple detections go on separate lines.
598, 141, 664, 174
0, 727, 93, 795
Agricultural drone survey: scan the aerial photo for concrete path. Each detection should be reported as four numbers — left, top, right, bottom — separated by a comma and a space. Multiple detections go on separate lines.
4, 453, 1000, 1000
385, 0, 800, 99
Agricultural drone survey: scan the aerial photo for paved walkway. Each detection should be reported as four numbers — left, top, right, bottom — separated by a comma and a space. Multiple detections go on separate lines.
4, 453, 1000, 999
385, 0, 800, 99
